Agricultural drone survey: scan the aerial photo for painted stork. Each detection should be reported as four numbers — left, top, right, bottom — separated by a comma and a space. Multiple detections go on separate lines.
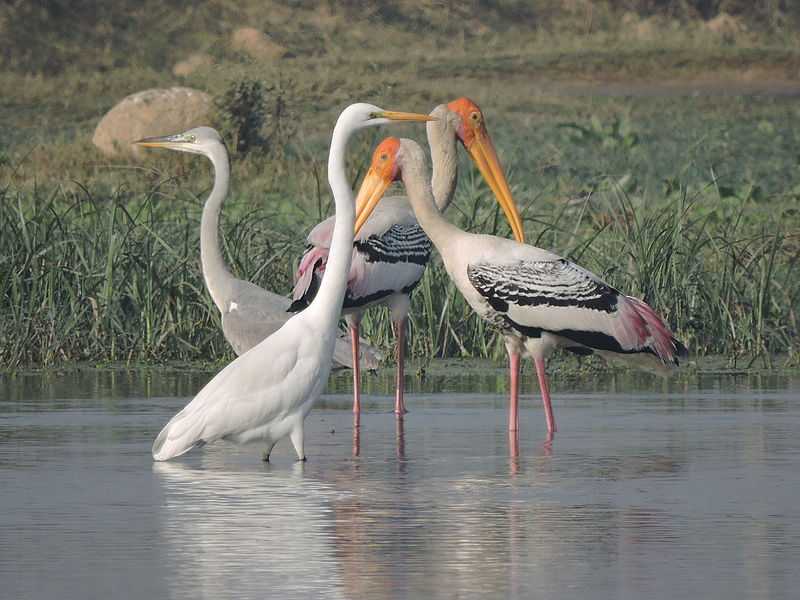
354, 137, 688, 439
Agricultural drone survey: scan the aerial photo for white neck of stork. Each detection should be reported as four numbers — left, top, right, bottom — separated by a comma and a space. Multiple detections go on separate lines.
397, 139, 464, 252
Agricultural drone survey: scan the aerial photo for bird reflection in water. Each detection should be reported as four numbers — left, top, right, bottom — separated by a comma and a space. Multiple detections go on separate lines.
396, 417, 405, 459
352, 414, 360, 457
351, 412, 406, 459
153, 457, 349, 599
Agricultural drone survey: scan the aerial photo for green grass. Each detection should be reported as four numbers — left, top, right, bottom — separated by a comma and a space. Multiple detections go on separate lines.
1, 2, 799, 370
2, 105, 798, 369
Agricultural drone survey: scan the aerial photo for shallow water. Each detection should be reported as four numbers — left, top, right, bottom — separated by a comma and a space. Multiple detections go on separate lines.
1, 367, 799, 599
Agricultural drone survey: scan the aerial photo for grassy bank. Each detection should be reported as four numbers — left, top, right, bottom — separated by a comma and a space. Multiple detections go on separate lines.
2, 97, 798, 369
1, 2, 798, 369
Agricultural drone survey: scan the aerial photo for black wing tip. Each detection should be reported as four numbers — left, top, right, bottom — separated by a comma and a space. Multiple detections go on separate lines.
287, 268, 322, 314
287, 297, 310, 313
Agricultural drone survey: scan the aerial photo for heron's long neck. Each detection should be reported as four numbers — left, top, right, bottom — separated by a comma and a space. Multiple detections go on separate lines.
308, 124, 355, 326
403, 155, 462, 253
200, 144, 235, 313
428, 120, 458, 212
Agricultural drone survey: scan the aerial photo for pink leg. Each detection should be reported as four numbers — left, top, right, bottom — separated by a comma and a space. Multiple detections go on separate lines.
351, 324, 361, 426
508, 351, 520, 432
394, 318, 407, 416
534, 356, 557, 434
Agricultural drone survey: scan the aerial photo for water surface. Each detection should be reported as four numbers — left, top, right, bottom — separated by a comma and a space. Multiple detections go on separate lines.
1, 367, 799, 599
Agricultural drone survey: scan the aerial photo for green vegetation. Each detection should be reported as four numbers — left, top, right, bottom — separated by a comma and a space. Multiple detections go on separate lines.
1, 2, 798, 370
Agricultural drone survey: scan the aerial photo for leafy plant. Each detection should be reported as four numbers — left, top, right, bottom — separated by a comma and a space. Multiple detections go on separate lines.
212, 77, 297, 157
213, 78, 267, 155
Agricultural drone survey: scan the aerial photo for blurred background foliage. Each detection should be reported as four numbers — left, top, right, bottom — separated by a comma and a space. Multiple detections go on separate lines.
2, 1, 798, 74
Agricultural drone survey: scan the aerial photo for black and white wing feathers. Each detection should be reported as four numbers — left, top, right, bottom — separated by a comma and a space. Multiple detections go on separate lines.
467, 259, 618, 315
467, 258, 685, 369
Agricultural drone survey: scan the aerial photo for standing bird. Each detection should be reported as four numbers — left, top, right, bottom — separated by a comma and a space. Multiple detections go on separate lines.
136, 126, 378, 369
290, 98, 524, 420
355, 137, 687, 438
145, 105, 434, 462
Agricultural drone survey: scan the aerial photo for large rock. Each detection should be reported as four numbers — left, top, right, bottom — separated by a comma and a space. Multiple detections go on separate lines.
92, 87, 212, 158
172, 53, 213, 77
231, 27, 287, 61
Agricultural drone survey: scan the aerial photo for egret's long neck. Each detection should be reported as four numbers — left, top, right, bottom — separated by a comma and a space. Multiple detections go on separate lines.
402, 150, 462, 253
427, 118, 458, 212
307, 121, 356, 326
200, 143, 235, 313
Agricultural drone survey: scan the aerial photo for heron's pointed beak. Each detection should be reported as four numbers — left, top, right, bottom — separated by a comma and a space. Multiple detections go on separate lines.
354, 168, 393, 235
466, 132, 525, 243
133, 133, 189, 149
134, 135, 171, 148
376, 110, 437, 123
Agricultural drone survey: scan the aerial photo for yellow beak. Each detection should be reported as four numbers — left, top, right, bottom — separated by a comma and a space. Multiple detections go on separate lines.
466, 132, 525, 243
377, 110, 437, 122
354, 168, 394, 235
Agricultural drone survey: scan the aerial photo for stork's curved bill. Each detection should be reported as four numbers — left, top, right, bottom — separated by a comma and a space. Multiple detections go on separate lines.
355, 136, 524, 242
446, 98, 525, 243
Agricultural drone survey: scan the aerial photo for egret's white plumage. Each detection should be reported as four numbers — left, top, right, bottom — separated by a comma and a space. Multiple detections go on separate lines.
355, 137, 687, 441
147, 105, 433, 461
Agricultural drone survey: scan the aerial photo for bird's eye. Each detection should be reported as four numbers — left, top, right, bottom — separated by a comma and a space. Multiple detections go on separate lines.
380, 153, 388, 161
470, 112, 480, 122
186, 135, 196, 143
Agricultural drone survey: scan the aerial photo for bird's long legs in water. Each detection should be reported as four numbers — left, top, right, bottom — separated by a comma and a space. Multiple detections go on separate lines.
394, 318, 407, 416
350, 323, 361, 427
351, 317, 406, 419
508, 351, 521, 433
534, 356, 556, 434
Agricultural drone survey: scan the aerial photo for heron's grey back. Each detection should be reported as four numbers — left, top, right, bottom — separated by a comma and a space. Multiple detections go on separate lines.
221, 278, 381, 368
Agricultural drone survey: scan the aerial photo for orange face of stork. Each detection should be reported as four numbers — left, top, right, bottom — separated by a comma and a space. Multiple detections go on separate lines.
446, 97, 525, 243
354, 133, 526, 249
354, 137, 402, 235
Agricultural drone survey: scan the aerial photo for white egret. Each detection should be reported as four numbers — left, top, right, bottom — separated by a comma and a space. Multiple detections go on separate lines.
136, 126, 378, 369
290, 98, 523, 419
355, 137, 687, 440
146, 105, 433, 461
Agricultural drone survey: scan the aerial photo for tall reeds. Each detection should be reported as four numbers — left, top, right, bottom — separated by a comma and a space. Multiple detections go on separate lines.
1, 164, 796, 369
